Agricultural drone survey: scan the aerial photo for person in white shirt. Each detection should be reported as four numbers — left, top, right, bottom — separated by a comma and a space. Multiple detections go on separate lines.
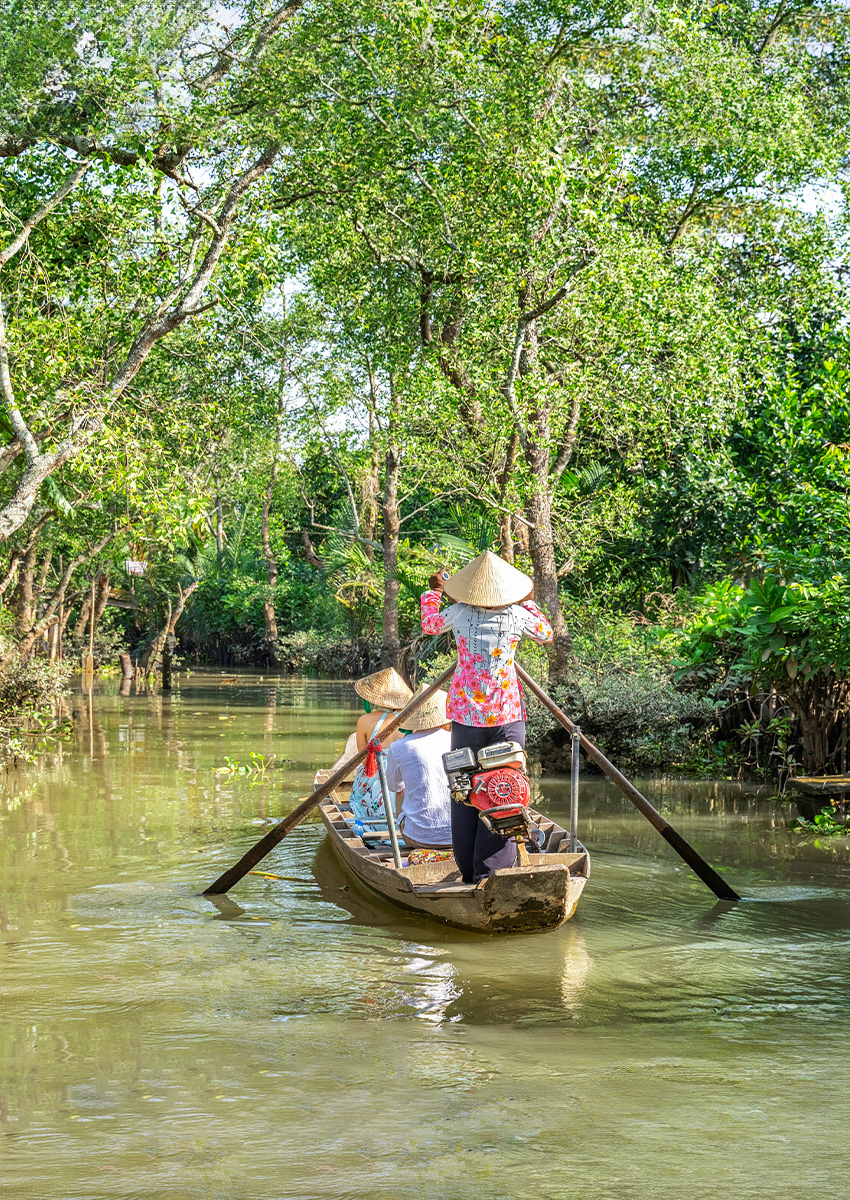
384, 685, 452, 849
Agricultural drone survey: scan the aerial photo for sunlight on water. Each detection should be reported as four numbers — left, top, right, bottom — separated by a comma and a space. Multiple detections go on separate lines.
0, 674, 848, 1199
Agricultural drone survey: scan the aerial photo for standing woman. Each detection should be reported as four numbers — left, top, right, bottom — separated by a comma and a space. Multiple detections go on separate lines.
348, 667, 413, 824
421, 551, 553, 883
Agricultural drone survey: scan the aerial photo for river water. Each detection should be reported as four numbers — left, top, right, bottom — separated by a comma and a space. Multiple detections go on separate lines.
1, 675, 848, 1200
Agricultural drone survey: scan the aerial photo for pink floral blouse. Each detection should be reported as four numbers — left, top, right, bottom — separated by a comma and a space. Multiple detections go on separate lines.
420, 589, 554, 726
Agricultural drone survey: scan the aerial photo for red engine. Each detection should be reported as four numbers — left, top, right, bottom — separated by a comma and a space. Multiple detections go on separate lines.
468, 766, 531, 814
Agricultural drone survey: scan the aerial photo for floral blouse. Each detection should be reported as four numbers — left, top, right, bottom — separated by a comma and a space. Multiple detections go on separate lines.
420, 590, 554, 726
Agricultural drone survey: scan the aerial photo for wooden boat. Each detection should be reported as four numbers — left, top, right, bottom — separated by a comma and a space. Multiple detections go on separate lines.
788, 774, 850, 821
315, 768, 590, 934
788, 774, 850, 799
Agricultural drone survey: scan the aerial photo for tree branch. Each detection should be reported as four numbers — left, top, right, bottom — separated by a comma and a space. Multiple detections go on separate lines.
10, 528, 115, 659
502, 252, 594, 450
0, 147, 278, 543
460, 489, 537, 528
0, 290, 41, 465
550, 391, 581, 480
106, 144, 278, 399
755, 1, 791, 57
0, 161, 90, 268
667, 179, 702, 248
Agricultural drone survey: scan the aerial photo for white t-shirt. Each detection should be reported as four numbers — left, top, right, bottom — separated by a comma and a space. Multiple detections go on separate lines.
384, 727, 453, 846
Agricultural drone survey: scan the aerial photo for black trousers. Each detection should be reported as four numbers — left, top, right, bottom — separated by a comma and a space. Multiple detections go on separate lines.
450, 720, 526, 884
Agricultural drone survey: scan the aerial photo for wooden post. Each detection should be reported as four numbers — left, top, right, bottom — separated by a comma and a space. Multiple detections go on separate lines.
203, 663, 456, 895
516, 664, 740, 902
81, 579, 95, 677
570, 727, 580, 853
375, 748, 403, 869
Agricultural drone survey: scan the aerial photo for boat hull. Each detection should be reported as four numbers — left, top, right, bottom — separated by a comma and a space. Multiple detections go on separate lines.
318, 794, 588, 934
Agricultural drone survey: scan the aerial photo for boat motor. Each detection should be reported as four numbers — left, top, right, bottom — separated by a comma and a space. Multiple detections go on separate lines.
442, 741, 541, 854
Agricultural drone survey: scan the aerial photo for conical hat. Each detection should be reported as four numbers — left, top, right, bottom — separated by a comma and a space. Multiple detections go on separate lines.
444, 551, 533, 608
354, 667, 413, 710
404, 684, 448, 731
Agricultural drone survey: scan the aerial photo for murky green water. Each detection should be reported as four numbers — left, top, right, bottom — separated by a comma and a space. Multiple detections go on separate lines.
1, 674, 848, 1200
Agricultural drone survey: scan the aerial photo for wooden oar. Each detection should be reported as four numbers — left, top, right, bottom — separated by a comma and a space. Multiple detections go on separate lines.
516, 664, 740, 902
202, 663, 456, 895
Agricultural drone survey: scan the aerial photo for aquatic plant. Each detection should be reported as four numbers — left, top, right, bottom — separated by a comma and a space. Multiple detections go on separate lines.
791, 806, 850, 837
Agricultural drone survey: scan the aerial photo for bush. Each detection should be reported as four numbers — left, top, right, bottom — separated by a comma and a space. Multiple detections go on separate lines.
0, 657, 71, 767
676, 568, 850, 773
274, 631, 380, 676
0, 656, 71, 711
64, 608, 130, 670
527, 609, 718, 774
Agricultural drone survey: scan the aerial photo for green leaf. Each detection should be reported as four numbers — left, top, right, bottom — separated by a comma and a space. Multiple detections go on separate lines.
767, 606, 796, 622
43, 476, 73, 519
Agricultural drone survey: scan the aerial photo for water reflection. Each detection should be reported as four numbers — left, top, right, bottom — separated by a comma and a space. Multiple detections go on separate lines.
0, 672, 848, 1200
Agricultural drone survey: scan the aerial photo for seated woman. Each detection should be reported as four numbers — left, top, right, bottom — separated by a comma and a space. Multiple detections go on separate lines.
384, 685, 453, 849
348, 667, 413, 824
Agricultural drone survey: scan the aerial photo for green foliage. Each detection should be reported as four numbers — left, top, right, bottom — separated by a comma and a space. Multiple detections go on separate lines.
675, 566, 850, 772
0, 656, 69, 711
677, 572, 850, 691
791, 806, 850, 837
64, 609, 128, 670
0, 657, 71, 767
2, 0, 850, 782
527, 611, 718, 773
607, 323, 850, 595
272, 632, 379, 676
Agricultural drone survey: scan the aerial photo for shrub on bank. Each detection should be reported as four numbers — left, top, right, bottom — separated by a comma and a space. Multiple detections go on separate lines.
0, 657, 71, 767
527, 609, 718, 775
675, 570, 850, 775
274, 631, 380, 677
64, 609, 130, 671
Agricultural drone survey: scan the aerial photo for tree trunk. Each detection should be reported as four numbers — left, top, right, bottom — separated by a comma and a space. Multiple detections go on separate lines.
72, 586, 93, 639
301, 529, 324, 569
526, 484, 575, 681
0, 514, 51, 601
162, 634, 176, 690
141, 582, 200, 675
381, 443, 402, 669
497, 431, 520, 564
261, 465, 279, 647
13, 542, 37, 633
513, 515, 530, 556
260, 366, 286, 653
519, 318, 574, 682
360, 405, 381, 562
33, 549, 53, 617
787, 676, 850, 774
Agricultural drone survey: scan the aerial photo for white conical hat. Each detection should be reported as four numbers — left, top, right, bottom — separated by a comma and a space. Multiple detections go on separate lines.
404, 685, 449, 731
444, 551, 533, 608
354, 667, 413, 710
